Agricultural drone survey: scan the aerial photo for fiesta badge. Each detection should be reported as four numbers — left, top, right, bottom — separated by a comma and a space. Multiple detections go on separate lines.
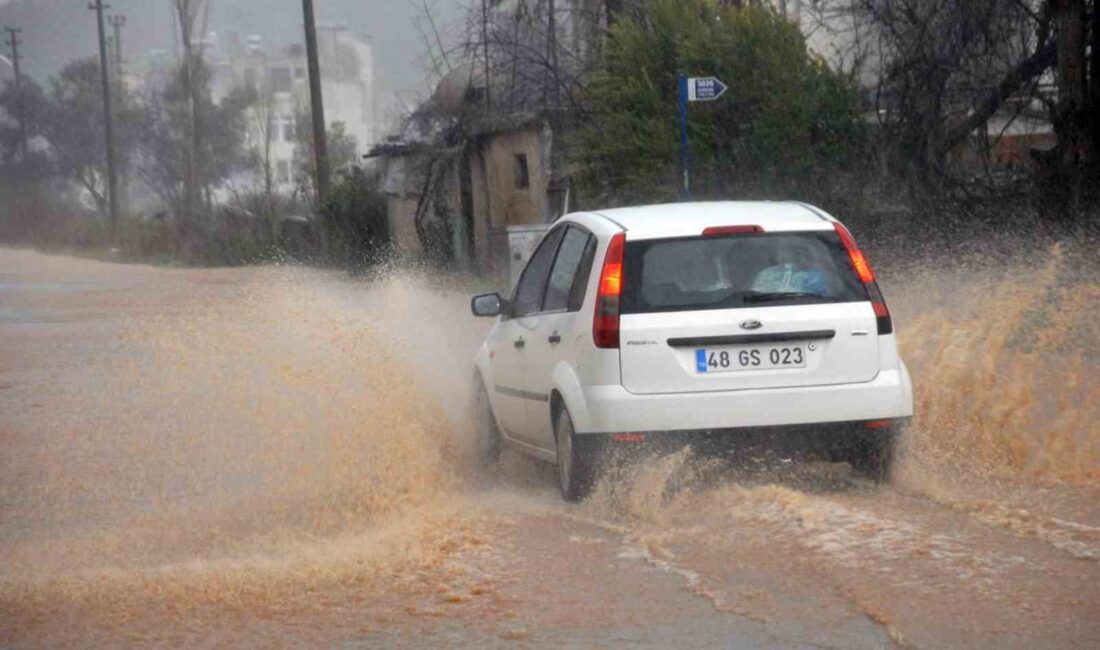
740, 319, 763, 331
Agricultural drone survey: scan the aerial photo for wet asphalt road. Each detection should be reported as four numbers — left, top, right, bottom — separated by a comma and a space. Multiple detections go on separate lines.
1, 247, 1097, 649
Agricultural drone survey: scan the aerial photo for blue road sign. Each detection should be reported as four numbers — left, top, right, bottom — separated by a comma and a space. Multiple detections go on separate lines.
687, 77, 728, 102
677, 73, 730, 200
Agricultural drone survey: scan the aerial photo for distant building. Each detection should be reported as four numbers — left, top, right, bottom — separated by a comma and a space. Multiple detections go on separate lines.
0, 53, 12, 85
204, 26, 379, 196
0, 54, 13, 127
127, 27, 379, 202
0, 54, 12, 137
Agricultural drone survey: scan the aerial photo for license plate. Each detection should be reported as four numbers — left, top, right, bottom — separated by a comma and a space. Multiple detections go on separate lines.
695, 345, 807, 373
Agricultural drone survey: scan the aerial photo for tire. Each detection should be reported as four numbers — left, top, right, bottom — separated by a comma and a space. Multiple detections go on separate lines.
473, 379, 502, 469
849, 431, 896, 482
555, 408, 594, 502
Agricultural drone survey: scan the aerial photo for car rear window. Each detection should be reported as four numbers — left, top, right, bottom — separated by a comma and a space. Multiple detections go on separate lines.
621, 231, 868, 314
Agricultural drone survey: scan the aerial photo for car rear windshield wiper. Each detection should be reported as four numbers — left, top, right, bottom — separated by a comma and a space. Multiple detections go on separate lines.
742, 292, 838, 304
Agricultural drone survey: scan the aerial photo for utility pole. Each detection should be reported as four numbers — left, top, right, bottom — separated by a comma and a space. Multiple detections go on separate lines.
89, 0, 120, 231
3, 26, 27, 161
108, 14, 127, 217
301, 0, 330, 216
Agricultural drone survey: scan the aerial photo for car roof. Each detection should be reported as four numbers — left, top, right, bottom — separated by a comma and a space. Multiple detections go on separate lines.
581, 201, 837, 240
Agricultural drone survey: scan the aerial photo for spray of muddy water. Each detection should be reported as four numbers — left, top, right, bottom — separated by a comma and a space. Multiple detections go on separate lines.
893, 243, 1099, 485
0, 266, 494, 634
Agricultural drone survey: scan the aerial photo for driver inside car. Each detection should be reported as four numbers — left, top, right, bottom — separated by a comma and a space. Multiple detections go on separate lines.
749, 239, 830, 297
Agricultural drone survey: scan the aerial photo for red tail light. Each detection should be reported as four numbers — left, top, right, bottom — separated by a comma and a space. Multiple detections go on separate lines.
593, 232, 625, 349
834, 223, 893, 335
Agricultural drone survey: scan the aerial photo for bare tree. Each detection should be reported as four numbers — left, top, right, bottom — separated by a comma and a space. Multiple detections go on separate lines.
469, 0, 607, 116
801, 0, 1098, 201
411, 0, 455, 82
248, 87, 280, 242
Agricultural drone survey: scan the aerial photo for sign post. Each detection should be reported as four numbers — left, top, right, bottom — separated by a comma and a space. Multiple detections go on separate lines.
677, 74, 728, 201
677, 74, 691, 201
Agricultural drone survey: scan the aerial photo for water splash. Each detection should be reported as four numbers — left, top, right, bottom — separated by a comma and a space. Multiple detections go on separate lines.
891, 243, 1099, 486
0, 266, 490, 626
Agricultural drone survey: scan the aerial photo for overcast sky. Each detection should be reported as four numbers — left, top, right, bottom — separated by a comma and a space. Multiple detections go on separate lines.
0, 0, 465, 108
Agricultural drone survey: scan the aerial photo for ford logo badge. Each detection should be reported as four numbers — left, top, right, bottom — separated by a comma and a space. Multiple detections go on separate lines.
740, 319, 763, 331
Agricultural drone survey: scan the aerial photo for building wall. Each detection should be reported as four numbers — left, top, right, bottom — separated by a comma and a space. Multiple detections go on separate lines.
385, 124, 552, 270
321, 31, 376, 155
470, 127, 550, 234
388, 194, 421, 256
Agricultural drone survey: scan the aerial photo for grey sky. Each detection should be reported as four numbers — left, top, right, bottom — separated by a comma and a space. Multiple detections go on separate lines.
0, 0, 464, 105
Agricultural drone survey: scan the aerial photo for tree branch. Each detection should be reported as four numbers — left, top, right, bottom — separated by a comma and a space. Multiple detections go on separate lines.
940, 38, 1057, 153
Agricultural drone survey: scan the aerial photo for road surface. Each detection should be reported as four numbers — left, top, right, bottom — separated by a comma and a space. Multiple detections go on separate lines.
1, 247, 1097, 648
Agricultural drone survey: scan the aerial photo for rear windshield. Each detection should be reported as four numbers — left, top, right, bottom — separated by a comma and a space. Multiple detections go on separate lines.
621, 231, 867, 314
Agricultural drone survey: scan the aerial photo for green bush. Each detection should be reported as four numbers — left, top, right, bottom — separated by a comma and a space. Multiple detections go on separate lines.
576, 0, 866, 205
322, 166, 390, 271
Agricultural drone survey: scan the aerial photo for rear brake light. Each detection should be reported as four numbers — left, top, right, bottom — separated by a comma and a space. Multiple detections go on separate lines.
593, 233, 626, 349
846, 249, 874, 284
834, 223, 893, 335
702, 225, 764, 236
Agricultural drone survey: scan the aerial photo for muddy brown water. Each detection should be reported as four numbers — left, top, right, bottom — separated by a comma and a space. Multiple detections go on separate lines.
0, 246, 1096, 648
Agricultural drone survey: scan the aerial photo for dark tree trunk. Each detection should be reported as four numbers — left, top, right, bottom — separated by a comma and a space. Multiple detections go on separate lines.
1088, 0, 1100, 181
1052, 0, 1087, 207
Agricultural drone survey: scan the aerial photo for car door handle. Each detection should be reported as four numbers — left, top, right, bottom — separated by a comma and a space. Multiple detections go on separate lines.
514, 338, 526, 349
548, 333, 562, 345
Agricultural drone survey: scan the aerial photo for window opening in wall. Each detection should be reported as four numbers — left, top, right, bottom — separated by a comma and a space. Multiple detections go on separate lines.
514, 153, 530, 190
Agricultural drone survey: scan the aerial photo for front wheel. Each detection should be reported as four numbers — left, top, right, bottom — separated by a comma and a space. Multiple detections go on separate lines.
555, 408, 594, 502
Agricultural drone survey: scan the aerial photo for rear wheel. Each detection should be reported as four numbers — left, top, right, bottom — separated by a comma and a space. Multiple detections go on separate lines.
555, 408, 593, 502
849, 431, 896, 482
473, 379, 502, 469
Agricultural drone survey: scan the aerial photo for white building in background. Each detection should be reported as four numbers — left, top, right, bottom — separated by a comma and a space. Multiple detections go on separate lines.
0, 54, 12, 128
206, 25, 379, 196
0, 54, 12, 85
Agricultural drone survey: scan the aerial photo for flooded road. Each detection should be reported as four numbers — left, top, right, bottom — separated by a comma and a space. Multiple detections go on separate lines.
1, 246, 1097, 648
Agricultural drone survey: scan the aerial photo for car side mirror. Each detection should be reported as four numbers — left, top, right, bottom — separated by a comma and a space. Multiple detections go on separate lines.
471, 293, 505, 318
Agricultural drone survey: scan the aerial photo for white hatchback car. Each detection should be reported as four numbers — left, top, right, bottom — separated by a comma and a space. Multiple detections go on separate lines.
471, 202, 913, 500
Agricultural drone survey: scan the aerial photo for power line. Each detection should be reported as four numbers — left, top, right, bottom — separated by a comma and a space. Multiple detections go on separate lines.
88, 0, 120, 230
3, 26, 28, 161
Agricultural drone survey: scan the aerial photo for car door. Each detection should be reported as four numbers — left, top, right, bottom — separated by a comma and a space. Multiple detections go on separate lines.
489, 227, 565, 443
523, 227, 598, 449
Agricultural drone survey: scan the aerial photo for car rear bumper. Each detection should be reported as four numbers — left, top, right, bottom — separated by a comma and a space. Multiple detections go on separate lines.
573, 418, 909, 459
573, 368, 912, 434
